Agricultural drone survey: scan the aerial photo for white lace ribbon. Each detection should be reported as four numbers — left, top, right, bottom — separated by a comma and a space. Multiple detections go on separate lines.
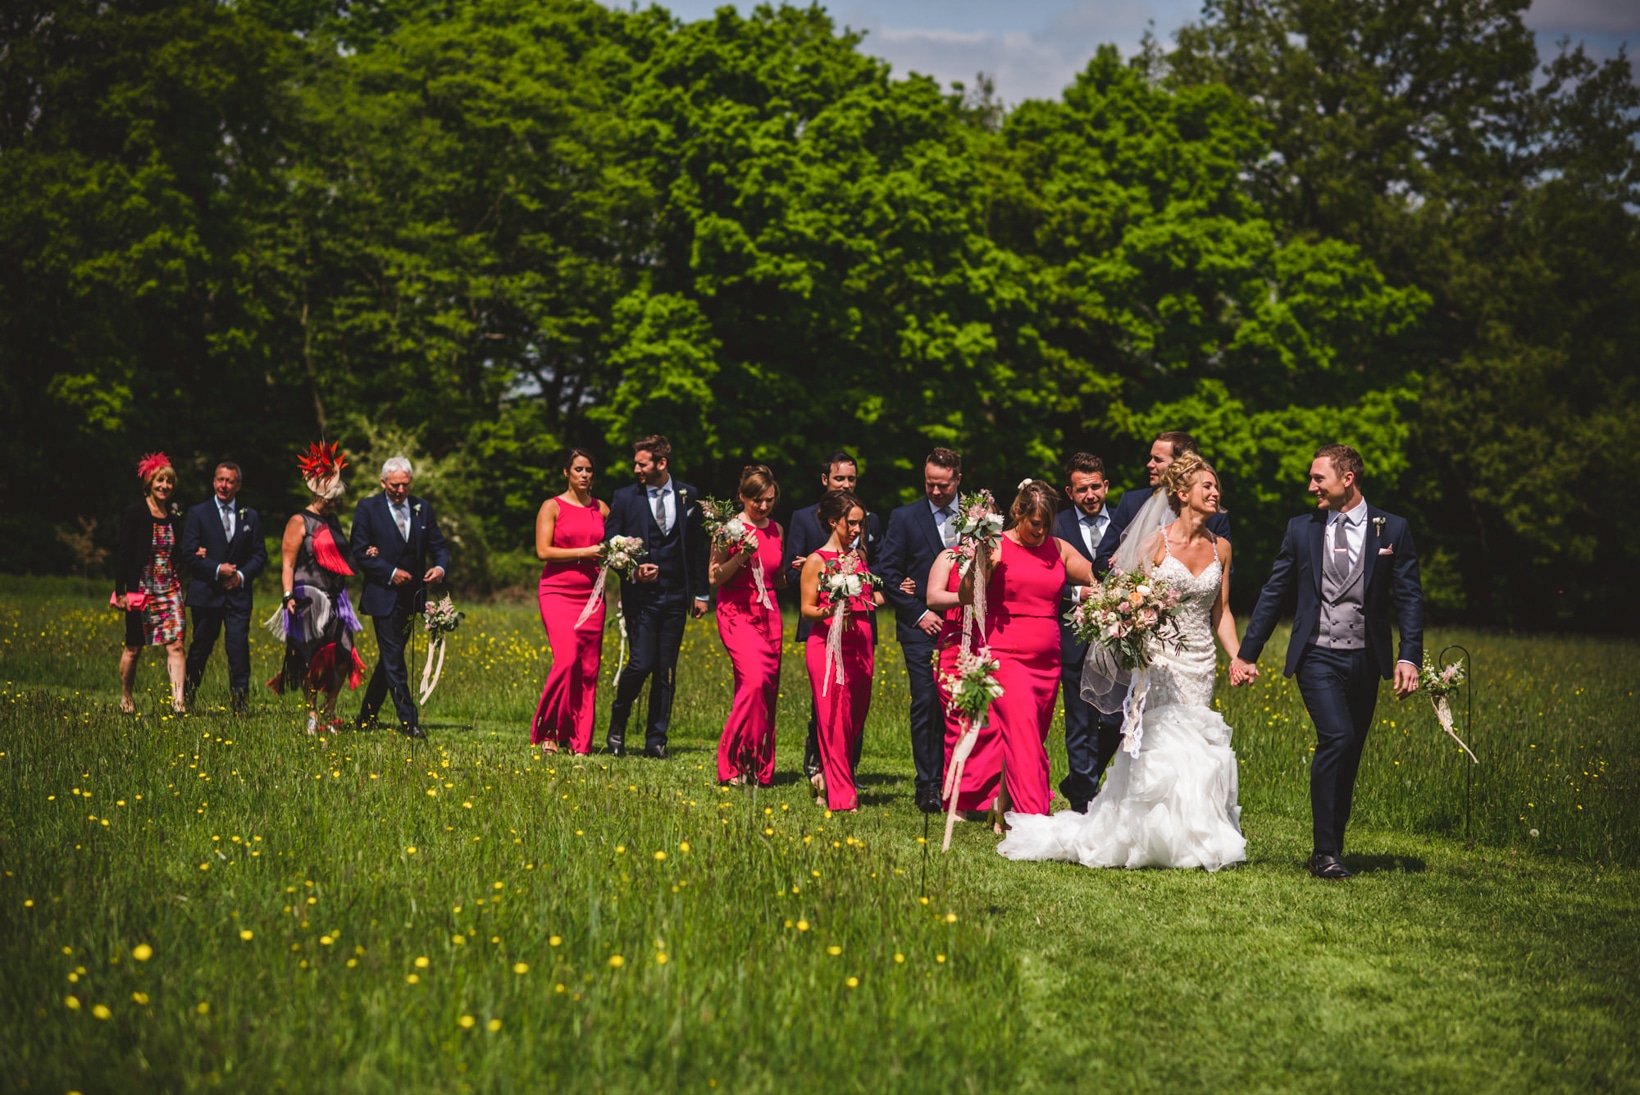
821, 600, 847, 696
574, 564, 609, 628
1119, 666, 1152, 757
751, 557, 772, 610
941, 711, 986, 851
1432, 694, 1479, 764
417, 634, 448, 705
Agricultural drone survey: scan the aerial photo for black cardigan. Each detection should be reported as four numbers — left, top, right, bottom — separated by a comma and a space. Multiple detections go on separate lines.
116, 501, 184, 594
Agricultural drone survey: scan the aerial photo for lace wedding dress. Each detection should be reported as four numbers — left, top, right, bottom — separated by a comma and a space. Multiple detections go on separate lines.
997, 543, 1247, 871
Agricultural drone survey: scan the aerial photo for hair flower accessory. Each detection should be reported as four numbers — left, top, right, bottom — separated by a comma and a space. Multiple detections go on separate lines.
297, 440, 349, 496
1017, 478, 1032, 491
136, 452, 172, 481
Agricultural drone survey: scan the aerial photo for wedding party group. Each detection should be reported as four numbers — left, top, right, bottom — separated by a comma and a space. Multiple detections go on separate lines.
113, 426, 1423, 879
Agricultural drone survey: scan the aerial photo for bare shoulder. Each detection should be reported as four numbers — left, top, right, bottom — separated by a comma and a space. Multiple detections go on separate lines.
598, 500, 610, 518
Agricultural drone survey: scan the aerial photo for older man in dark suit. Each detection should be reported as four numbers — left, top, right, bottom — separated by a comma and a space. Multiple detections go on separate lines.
877, 446, 962, 813
1094, 431, 1231, 573
782, 449, 883, 781
181, 461, 267, 713
603, 434, 709, 759
351, 456, 449, 739
1053, 452, 1125, 812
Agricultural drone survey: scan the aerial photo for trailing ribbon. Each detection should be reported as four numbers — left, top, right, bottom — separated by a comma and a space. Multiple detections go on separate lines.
751, 557, 772, 611
417, 633, 448, 705
941, 712, 984, 852
1432, 694, 1479, 764
1119, 666, 1152, 757
821, 600, 847, 696
574, 565, 610, 628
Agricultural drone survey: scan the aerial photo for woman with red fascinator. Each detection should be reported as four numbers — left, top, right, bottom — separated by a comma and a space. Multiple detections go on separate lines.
266, 442, 367, 734
116, 452, 187, 714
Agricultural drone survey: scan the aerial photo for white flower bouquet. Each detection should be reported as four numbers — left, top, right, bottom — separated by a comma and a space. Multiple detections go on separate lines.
1066, 568, 1185, 672
939, 646, 1003, 850
1420, 658, 1478, 764
575, 535, 649, 627
818, 552, 881, 695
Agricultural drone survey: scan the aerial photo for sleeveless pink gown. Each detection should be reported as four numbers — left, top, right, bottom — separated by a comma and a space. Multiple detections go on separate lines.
805, 549, 875, 811
983, 535, 1065, 815
532, 498, 605, 753
936, 550, 1002, 810
716, 521, 784, 785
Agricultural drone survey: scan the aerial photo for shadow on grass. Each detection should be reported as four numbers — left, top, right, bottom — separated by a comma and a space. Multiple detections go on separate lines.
1343, 853, 1428, 873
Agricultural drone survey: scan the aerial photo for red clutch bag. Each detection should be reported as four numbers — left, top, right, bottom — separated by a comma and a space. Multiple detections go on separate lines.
112, 591, 149, 611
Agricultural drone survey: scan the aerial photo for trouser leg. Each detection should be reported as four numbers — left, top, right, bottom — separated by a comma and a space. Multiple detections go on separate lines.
184, 607, 224, 695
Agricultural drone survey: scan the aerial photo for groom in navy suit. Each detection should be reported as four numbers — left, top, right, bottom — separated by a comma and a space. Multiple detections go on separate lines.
181, 462, 266, 713
1054, 453, 1124, 811
352, 456, 449, 739
1095, 431, 1230, 574
782, 449, 883, 780
1233, 444, 1424, 880
878, 447, 963, 813
604, 434, 708, 759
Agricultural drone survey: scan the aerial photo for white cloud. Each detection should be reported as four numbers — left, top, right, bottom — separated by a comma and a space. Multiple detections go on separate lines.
1525, 0, 1640, 36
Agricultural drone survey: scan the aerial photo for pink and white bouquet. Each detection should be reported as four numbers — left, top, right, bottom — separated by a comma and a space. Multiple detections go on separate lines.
721, 515, 770, 607
575, 535, 648, 627
1067, 568, 1185, 672
1420, 658, 1478, 764
818, 552, 881, 695
418, 594, 464, 706
951, 489, 1004, 558
939, 646, 1003, 850
698, 496, 743, 545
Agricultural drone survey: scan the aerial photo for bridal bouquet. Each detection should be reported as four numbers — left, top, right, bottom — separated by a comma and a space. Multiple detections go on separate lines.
418, 595, 464, 705
1067, 569, 1185, 672
1420, 658, 1478, 764
574, 535, 648, 627
817, 552, 881, 695
939, 646, 1004, 851
950, 489, 1004, 556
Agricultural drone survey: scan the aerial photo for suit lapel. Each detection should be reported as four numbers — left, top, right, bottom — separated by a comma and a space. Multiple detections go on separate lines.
1361, 506, 1381, 591
918, 501, 942, 557
1309, 511, 1326, 595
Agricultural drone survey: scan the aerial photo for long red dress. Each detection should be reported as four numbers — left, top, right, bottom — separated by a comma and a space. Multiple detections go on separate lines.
716, 521, 784, 785
936, 548, 1003, 811
532, 498, 605, 753
805, 549, 875, 811
982, 535, 1065, 815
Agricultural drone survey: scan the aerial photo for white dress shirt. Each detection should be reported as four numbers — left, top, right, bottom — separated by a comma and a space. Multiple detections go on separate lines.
391, 498, 412, 540
214, 497, 237, 581
648, 480, 676, 535
1078, 508, 1109, 560
930, 498, 956, 547
1326, 498, 1368, 572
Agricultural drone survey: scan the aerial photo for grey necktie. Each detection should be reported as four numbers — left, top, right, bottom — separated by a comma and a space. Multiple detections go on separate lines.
939, 506, 956, 547
394, 502, 410, 540
220, 502, 233, 537
1325, 516, 1350, 585
653, 489, 668, 534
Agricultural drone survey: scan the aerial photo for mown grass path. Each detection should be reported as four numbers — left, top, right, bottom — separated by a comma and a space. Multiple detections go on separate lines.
2, 577, 1635, 1093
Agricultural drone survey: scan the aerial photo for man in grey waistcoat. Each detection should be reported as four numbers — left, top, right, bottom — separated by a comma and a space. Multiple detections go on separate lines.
1232, 444, 1424, 880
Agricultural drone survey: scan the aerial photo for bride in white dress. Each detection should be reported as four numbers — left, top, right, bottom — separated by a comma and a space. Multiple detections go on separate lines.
998, 452, 1247, 871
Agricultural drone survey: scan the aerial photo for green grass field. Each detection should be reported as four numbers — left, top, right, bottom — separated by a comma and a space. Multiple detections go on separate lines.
2, 574, 1636, 1093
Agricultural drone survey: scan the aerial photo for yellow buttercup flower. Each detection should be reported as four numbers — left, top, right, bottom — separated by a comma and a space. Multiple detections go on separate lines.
608, 955, 625, 968
132, 944, 153, 961
414, 956, 429, 968
513, 962, 528, 974
458, 1015, 476, 1029
92, 1004, 111, 1020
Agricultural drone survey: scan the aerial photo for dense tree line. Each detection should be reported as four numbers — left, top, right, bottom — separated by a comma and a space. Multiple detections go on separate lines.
2, 0, 1635, 628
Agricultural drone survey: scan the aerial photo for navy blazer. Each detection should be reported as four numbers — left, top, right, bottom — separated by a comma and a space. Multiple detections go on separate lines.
180, 498, 267, 609
877, 499, 947, 644
350, 493, 451, 617
1055, 506, 1107, 667
781, 502, 882, 642
605, 479, 709, 602
1094, 486, 1231, 574
1238, 505, 1424, 680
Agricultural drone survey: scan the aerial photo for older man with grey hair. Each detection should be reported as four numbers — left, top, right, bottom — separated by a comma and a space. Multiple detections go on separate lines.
351, 456, 450, 738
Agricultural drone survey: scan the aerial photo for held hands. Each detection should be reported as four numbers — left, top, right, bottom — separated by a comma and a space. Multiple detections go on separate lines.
1393, 661, 1419, 698
1229, 656, 1260, 687
899, 576, 916, 596
916, 611, 942, 637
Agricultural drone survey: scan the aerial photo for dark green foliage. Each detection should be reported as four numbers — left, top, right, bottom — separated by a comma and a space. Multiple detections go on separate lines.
1, 0, 1634, 628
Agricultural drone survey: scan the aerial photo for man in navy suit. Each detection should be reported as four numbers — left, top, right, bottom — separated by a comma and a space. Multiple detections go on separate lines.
351, 456, 450, 739
181, 462, 267, 714
1054, 452, 1125, 811
877, 447, 963, 813
1094, 431, 1231, 573
604, 434, 708, 759
1232, 444, 1424, 880
781, 449, 883, 780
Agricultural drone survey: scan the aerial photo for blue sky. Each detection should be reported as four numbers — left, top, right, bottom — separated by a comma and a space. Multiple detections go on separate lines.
636, 0, 1638, 103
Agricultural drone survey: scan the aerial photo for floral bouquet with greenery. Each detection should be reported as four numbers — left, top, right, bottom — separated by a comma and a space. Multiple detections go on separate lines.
818, 552, 881, 695
939, 646, 1003, 850
575, 536, 648, 628
1066, 568, 1185, 672
418, 595, 463, 705
1420, 657, 1478, 764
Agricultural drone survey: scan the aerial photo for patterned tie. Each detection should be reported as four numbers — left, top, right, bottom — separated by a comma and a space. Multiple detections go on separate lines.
395, 502, 410, 541
653, 489, 668, 534
1326, 516, 1350, 585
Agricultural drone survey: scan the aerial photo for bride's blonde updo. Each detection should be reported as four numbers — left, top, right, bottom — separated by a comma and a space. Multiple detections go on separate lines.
1161, 451, 1215, 515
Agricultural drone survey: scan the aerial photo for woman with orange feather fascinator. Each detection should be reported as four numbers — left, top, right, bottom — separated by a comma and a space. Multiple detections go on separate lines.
264, 442, 367, 734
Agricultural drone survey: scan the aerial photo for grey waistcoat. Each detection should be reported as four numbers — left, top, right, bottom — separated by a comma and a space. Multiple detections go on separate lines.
1317, 525, 1367, 650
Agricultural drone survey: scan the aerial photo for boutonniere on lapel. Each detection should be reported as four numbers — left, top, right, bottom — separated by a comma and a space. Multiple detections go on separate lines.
237, 507, 247, 523
1372, 516, 1394, 554
678, 488, 693, 516
412, 503, 423, 518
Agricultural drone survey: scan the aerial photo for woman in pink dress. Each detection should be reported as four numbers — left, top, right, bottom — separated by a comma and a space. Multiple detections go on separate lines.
710, 465, 787, 786
800, 490, 884, 812
964, 481, 1095, 818
926, 544, 1002, 812
531, 448, 609, 755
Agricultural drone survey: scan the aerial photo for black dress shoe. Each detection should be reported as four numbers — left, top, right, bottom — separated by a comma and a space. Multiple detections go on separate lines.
607, 742, 627, 757
231, 694, 248, 716
1309, 852, 1353, 880
644, 745, 671, 760
1067, 799, 1090, 815
915, 787, 942, 814
399, 724, 428, 740
355, 716, 379, 732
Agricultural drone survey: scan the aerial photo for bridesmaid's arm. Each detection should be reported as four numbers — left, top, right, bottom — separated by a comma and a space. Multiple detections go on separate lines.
1057, 537, 1095, 588
799, 555, 828, 622
1209, 539, 1241, 660
925, 550, 961, 611
709, 539, 750, 588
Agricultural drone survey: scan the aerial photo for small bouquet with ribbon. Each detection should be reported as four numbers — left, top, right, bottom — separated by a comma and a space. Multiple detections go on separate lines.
1420, 658, 1478, 764
939, 646, 1004, 850
698, 496, 742, 543
950, 489, 1004, 648
1068, 568, 1184, 755
722, 515, 771, 609
418, 595, 464, 705
575, 535, 648, 628
818, 552, 881, 696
